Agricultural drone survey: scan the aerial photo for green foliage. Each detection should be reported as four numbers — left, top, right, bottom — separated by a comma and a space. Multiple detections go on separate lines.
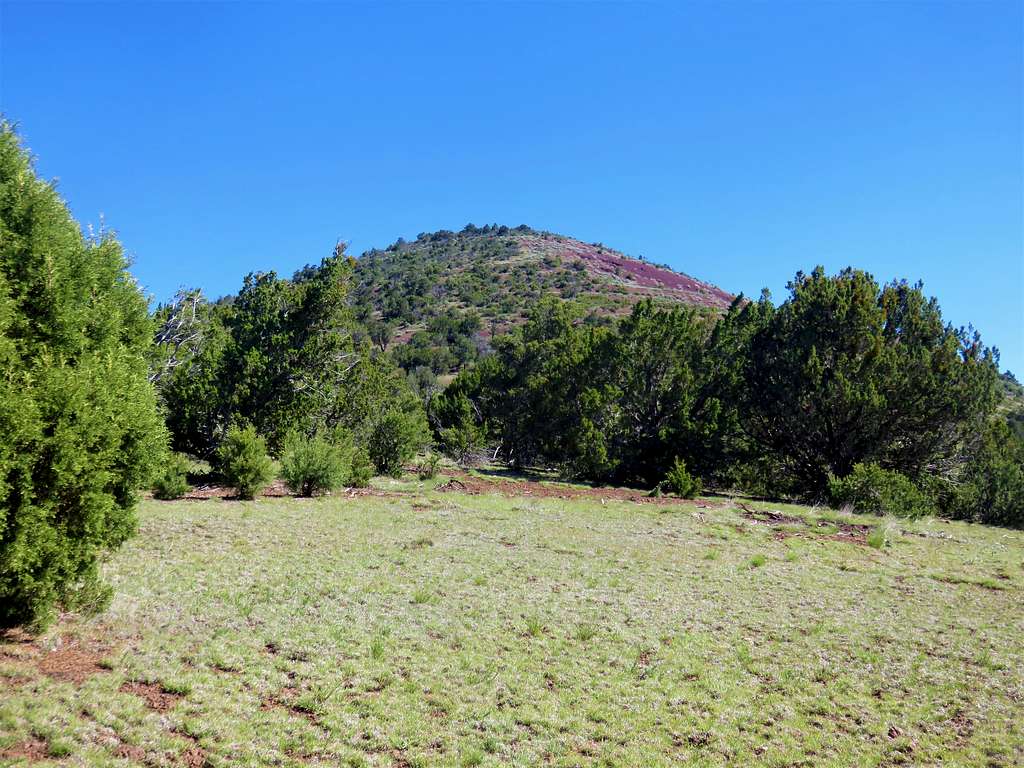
996, 371, 1024, 441
280, 431, 351, 497
152, 453, 192, 500
663, 458, 702, 498
433, 298, 723, 487
392, 309, 483, 374
582, 300, 718, 486
432, 390, 487, 466
368, 408, 430, 478
438, 269, 1000, 521
217, 425, 274, 500
347, 446, 374, 488
0, 123, 166, 629
738, 268, 998, 497
866, 521, 896, 550
350, 224, 717, 374
416, 454, 442, 481
162, 247, 361, 455
159, 300, 228, 456
828, 463, 935, 519
219, 250, 357, 450
949, 419, 1024, 528
435, 298, 607, 472
160, 247, 431, 464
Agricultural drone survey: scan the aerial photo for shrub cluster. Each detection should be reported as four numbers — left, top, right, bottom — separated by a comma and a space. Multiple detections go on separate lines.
947, 420, 1024, 528
430, 269, 1012, 528
217, 425, 275, 500
368, 409, 430, 478
280, 432, 351, 497
152, 453, 192, 500
416, 454, 442, 481
663, 458, 702, 498
348, 447, 374, 488
828, 463, 935, 519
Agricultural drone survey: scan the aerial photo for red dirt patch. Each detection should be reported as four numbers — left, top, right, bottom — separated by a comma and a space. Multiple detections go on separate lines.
182, 746, 208, 767
0, 737, 49, 761
0, 628, 36, 646
261, 687, 324, 728
515, 234, 734, 310
439, 471, 726, 507
170, 727, 209, 768
819, 519, 872, 545
153, 479, 407, 501
120, 680, 183, 712
949, 711, 975, 745
114, 743, 147, 761
37, 639, 107, 684
0, 628, 42, 670
735, 502, 870, 545
738, 504, 804, 526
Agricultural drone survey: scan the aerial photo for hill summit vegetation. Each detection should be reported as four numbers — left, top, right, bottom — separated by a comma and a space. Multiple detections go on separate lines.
1, 121, 1022, 630
347, 224, 734, 377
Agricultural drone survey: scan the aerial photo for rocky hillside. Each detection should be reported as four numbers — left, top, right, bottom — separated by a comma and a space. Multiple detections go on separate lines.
351, 224, 733, 374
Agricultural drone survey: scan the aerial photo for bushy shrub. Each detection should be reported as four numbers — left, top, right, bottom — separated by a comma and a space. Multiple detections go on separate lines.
368, 408, 430, 478
438, 421, 486, 467
949, 420, 1024, 528
280, 432, 351, 497
217, 425, 274, 499
828, 463, 934, 519
347, 446, 374, 488
0, 125, 166, 630
866, 520, 897, 549
416, 454, 442, 481
152, 453, 192, 500
664, 458, 702, 498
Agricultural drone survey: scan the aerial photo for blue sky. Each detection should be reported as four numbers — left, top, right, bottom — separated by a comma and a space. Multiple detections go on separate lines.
2, 1, 1021, 373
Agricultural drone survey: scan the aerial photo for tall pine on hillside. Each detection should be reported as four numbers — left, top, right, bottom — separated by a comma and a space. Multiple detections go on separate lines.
0, 124, 165, 629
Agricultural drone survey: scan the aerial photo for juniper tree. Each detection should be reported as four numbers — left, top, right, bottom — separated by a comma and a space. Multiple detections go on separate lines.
739, 267, 998, 497
0, 123, 165, 629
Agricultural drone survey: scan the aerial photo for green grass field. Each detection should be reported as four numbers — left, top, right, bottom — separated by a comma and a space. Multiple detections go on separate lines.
2, 483, 1022, 767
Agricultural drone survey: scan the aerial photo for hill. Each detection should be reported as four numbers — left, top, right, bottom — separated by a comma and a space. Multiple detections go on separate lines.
349, 224, 734, 373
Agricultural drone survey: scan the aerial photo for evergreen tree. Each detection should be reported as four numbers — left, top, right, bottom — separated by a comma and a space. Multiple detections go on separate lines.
586, 300, 713, 486
739, 268, 998, 497
0, 124, 165, 629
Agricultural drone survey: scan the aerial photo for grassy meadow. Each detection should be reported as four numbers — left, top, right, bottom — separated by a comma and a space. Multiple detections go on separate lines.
1, 479, 1022, 767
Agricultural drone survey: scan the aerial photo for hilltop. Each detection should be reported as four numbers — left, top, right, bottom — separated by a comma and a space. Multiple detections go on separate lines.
349, 224, 733, 373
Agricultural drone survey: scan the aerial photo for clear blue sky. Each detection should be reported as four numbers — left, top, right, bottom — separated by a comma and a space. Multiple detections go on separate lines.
2, 1, 1021, 373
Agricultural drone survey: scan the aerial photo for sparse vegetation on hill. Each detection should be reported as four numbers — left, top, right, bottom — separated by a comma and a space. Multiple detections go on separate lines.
350, 223, 734, 375
998, 370, 1024, 440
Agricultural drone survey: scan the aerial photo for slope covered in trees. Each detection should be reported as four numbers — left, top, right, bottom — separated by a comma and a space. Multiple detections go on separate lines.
157, 245, 429, 466
431, 270, 1022, 527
